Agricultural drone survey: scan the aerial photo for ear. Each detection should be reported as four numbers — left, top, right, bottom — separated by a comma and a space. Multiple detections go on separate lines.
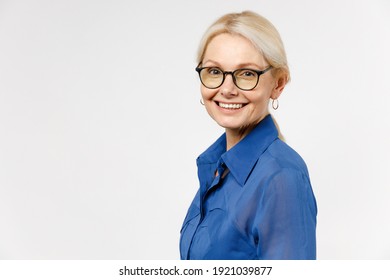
271, 75, 287, 100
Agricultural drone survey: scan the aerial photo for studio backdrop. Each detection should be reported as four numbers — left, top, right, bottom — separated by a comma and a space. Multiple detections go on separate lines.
0, 0, 389, 259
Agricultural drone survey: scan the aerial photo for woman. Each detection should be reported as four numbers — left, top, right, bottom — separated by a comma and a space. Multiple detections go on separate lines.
180, 11, 317, 260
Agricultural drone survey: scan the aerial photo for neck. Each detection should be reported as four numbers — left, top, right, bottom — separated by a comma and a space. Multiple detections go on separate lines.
225, 125, 254, 150
225, 114, 269, 150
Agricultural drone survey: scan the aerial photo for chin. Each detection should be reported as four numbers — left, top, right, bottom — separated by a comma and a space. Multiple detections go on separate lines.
215, 119, 245, 130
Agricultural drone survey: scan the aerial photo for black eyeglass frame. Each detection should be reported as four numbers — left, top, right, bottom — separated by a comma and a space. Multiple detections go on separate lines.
195, 65, 273, 91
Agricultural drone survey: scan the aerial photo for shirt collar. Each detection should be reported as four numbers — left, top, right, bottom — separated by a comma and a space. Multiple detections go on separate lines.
197, 114, 279, 186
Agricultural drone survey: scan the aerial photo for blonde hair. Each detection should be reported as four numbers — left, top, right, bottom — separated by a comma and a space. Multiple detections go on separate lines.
197, 10, 290, 82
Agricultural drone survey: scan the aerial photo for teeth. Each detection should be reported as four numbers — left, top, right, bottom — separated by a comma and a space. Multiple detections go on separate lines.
218, 102, 243, 109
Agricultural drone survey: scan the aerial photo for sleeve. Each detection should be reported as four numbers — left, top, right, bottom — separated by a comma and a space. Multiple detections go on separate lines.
253, 168, 317, 259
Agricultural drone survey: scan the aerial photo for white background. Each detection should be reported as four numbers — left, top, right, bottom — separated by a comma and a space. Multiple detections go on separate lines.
0, 0, 389, 259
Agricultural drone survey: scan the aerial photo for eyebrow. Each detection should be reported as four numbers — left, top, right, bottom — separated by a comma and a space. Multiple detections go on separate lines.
202, 59, 264, 70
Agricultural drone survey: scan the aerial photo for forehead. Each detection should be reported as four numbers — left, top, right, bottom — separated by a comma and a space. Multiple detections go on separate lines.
203, 33, 266, 68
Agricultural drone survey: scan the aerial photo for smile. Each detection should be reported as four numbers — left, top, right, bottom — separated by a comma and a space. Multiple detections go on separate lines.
217, 102, 245, 109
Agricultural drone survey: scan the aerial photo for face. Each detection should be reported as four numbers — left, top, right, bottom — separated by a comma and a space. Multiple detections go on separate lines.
200, 33, 284, 135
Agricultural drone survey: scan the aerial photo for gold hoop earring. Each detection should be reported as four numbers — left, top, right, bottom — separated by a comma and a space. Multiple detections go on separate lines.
272, 99, 279, 110
200, 99, 204, 105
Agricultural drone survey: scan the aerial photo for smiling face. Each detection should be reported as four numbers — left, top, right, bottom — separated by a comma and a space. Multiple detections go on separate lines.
200, 33, 284, 140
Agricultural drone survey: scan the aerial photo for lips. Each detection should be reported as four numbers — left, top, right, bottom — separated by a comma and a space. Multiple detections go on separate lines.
216, 101, 246, 109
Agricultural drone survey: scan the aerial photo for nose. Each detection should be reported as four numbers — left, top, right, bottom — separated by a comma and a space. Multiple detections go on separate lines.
220, 73, 238, 96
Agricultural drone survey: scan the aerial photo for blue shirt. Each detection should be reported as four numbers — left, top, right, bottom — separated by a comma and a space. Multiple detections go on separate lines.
180, 115, 317, 260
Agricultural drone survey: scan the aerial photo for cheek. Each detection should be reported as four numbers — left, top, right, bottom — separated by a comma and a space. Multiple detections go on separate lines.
200, 87, 216, 100
247, 91, 271, 112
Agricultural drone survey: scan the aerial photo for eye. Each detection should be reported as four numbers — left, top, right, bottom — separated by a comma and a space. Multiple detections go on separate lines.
238, 70, 256, 77
244, 71, 255, 77
207, 67, 223, 76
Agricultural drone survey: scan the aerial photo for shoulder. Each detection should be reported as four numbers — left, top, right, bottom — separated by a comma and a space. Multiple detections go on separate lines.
256, 139, 316, 208
246, 138, 311, 189
265, 138, 309, 175
249, 139, 317, 213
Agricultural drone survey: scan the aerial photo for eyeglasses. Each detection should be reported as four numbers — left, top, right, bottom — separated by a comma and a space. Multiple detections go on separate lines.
195, 65, 273, 91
